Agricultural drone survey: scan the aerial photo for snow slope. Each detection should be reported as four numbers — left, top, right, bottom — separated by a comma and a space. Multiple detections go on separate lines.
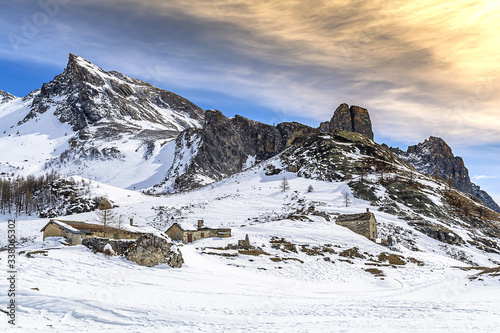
1, 160, 500, 332
0, 54, 204, 189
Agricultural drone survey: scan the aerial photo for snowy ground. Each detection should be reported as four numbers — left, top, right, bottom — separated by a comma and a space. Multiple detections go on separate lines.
1, 166, 500, 332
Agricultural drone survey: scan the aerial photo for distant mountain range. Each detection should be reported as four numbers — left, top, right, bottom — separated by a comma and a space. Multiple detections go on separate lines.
0, 53, 498, 215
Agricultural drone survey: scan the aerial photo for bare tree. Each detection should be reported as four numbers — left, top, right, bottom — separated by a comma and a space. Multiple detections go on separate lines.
112, 214, 126, 239
280, 177, 290, 192
357, 159, 371, 181
95, 197, 117, 237
343, 192, 351, 207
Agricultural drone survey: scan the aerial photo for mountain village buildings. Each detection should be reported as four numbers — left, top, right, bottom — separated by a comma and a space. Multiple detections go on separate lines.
42, 211, 376, 246
166, 220, 232, 243
335, 208, 378, 240
41, 219, 145, 245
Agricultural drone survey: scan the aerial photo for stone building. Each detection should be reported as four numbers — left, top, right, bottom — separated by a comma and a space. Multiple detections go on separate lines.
335, 209, 378, 240
166, 220, 231, 243
40, 219, 145, 245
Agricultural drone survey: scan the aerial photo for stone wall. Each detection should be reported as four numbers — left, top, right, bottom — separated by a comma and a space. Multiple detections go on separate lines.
82, 237, 134, 255
336, 216, 378, 240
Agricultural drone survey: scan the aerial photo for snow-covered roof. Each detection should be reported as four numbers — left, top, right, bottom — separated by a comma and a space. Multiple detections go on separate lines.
41, 219, 84, 234
168, 222, 231, 232
170, 222, 198, 231
41, 219, 145, 235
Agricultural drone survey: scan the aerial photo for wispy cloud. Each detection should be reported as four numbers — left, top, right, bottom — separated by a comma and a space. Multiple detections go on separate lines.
1, 0, 500, 146
472, 175, 498, 180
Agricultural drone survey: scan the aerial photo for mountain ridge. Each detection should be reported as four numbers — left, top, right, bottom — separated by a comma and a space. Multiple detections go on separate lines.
391, 136, 500, 213
0, 53, 498, 215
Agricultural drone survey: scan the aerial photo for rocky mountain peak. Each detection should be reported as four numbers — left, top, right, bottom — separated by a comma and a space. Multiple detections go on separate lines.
392, 136, 500, 212
21, 53, 204, 135
0, 90, 17, 104
65, 53, 107, 86
319, 103, 374, 140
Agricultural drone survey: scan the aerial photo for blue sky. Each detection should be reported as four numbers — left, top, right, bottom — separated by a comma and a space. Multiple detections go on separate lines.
1, 0, 499, 203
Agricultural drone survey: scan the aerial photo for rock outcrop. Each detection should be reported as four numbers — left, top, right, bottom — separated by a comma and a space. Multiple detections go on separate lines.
153, 110, 315, 192
83, 234, 183, 268
125, 234, 183, 268
319, 103, 374, 140
392, 136, 500, 212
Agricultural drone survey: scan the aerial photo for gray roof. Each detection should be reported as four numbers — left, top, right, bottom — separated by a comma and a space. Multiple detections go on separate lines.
336, 212, 374, 223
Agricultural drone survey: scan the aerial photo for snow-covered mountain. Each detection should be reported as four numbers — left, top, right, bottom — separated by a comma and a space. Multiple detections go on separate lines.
1, 55, 500, 331
148, 110, 314, 193
0, 54, 204, 188
2, 134, 500, 330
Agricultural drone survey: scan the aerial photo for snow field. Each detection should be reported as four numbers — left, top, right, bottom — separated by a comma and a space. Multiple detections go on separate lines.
1, 164, 500, 331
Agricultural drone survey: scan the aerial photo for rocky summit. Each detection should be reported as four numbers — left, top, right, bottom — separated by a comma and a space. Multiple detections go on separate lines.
391, 136, 500, 212
319, 103, 374, 140
23, 53, 204, 136
0, 89, 17, 105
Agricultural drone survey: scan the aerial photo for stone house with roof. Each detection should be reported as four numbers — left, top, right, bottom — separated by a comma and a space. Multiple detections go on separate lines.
166, 220, 231, 243
335, 208, 378, 240
40, 219, 145, 245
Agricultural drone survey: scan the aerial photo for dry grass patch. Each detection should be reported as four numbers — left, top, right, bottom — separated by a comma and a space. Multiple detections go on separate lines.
365, 268, 385, 277
238, 248, 269, 256
339, 247, 366, 259
378, 252, 406, 265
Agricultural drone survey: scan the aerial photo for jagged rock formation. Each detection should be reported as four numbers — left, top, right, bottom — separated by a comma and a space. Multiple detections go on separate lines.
391, 136, 500, 212
151, 110, 314, 192
23, 53, 204, 137
0, 90, 17, 105
319, 103, 374, 140
125, 234, 183, 267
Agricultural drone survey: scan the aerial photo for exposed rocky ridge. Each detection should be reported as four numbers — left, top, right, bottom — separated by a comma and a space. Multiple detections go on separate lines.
319, 103, 374, 140
0, 90, 17, 105
391, 137, 500, 213
275, 131, 500, 253
150, 110, 315, 192
23, 53, 204, 137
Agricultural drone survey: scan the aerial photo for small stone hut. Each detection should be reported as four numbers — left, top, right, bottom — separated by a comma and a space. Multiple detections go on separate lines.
166, 220, 231, 243
335, 208, 378, 240
40, 219, 145, 245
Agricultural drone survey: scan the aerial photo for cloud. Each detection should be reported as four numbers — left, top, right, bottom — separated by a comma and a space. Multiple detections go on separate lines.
472, 175, 498, 180
1, 0, 500, 145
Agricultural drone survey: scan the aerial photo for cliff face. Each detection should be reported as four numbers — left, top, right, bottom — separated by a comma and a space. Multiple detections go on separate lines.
152, 110, 315, 192
392, 136, 500, 212
319, 103, 374, 140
